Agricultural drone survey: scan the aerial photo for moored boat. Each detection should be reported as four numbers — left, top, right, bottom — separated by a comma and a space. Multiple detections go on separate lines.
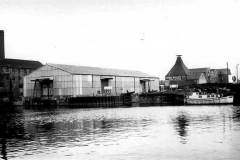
185, 92, 233, 105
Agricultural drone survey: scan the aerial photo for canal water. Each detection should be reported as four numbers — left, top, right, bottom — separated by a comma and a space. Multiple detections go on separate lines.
0, 105, 240, 160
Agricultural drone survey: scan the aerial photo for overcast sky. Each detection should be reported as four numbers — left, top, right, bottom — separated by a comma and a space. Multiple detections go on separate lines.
0, 0, 240, 79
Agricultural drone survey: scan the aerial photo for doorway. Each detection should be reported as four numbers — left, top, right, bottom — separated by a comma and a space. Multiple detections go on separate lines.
101, 79, 109, 94
140, 80, 146, 93
32, 78, 53, 98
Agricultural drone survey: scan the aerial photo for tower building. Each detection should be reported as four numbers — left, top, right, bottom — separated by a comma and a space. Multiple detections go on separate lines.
0, 30, 5, 60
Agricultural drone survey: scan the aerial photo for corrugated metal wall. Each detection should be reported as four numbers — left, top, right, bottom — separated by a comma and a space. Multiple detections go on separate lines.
24, 64, 159, 97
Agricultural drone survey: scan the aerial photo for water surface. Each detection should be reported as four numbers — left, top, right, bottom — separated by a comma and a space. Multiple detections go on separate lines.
1, 105, 240, 160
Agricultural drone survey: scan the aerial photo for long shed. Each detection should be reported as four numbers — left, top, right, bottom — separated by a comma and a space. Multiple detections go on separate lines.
24, 63, 159, 98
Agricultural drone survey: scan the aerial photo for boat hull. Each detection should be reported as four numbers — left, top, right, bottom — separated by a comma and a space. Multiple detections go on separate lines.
185, 96, 233, 105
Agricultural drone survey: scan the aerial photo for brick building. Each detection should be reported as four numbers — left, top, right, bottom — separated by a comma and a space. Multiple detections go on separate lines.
0, 30, 42, 101
165, 55, 231, 87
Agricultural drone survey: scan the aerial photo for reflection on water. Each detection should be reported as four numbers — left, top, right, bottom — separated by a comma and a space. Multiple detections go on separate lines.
0, 108, 25, 160
0, 106, 240, 160
232, 106, 240, 121
173, 112, 190, 143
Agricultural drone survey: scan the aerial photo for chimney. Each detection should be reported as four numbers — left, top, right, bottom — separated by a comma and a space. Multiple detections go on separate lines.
0, 30, 5, 60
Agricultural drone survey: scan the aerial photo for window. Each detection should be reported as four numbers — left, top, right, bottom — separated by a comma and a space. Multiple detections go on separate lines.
24, 69, 28, 75
19, 84, 23, 88
26, 69, 30, 74
0, 82, 4, 87
3, 67, 9, 72
14, 68, 18, 73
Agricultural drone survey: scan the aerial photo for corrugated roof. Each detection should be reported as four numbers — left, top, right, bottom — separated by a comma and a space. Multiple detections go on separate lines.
166, 56, 190, 77
0, 58, 42, 69
47, 63, 158, 78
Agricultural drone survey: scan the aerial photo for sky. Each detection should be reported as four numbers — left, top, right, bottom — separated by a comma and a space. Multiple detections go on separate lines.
0, 0, 240, 79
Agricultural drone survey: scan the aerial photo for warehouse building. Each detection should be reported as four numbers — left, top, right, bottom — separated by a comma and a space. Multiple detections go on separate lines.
24, 63, 159, 98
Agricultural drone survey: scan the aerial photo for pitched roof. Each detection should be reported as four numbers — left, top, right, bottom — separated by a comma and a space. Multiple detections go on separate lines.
188, 68, 210, 80
216, 68, 231, 75
0, 58, 42, 69
188, 72, 206, 80
189, 68, 210, 73
47, 63, 158, 78
166, 56, 190, 77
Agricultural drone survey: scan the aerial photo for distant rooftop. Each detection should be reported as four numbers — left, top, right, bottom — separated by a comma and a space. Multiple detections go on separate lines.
189, 68, 210, 73
0, 58, 42, 69
215, 68, 231, 75
188, 68, 209, 80
47, 63, 158, 78
166, 55, 190, 77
